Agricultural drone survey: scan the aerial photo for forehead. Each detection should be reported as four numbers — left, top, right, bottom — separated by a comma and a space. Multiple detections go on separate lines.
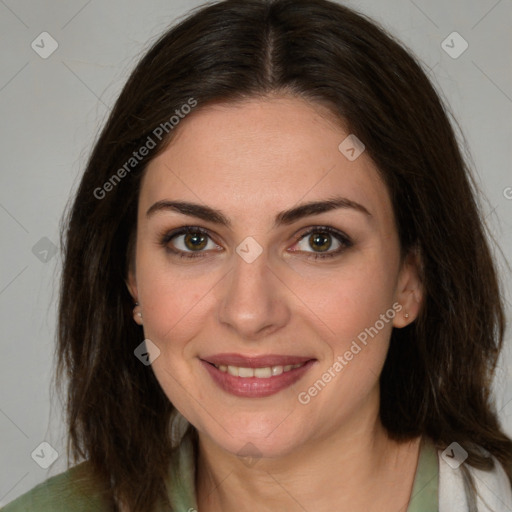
140, 96, 394, 228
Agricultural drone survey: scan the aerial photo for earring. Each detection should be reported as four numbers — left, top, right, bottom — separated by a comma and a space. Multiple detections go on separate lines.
133, 302, 143, 324
404, 312, 409, 319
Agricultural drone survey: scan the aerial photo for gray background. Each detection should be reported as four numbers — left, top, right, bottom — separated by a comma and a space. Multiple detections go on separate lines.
0, 0, 511, 505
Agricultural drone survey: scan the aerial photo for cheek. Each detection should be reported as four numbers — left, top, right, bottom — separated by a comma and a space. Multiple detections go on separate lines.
134, 254, 215, 422
294, 252, 397, 341
291, 253, 399, 404
295, 269, 397, 418
135, 249, 215, 351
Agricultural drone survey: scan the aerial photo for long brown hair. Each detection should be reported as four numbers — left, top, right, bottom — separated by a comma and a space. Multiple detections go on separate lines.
55, 0, 512, 510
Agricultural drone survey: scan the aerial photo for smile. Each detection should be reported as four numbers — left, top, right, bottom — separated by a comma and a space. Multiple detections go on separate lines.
200, 355, 316, 398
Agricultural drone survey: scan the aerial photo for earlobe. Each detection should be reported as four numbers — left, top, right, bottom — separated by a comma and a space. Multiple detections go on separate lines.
393, 248, 423, 328
125, 271, 143, 325
132, 302, 143, 325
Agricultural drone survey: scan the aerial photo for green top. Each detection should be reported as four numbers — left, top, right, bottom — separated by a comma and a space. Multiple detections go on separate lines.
1, 435, 438, 511
407, 437, 439, 511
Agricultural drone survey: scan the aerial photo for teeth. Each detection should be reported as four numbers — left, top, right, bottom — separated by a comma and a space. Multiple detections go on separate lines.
254, 367, 271, 378
215, 363, 304, 378
238, 367, 254, 378
272, 365, 283, 376
227, 365, 239, 377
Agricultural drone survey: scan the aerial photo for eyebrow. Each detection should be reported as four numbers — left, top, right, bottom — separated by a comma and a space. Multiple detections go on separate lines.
146, 196, 372, 228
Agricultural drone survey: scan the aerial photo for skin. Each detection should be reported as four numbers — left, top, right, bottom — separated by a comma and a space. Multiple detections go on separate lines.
127, 95, 424, 512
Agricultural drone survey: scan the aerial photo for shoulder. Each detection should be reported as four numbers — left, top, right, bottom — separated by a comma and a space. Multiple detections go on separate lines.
1, 462, 110, 512
437, 448, 512, 512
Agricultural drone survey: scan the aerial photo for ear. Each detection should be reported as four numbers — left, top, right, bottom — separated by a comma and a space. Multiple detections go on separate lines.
126, 269, 138, 303
125, 233, 139, 302
126, 270, 144, 326
393, 246, 423, 328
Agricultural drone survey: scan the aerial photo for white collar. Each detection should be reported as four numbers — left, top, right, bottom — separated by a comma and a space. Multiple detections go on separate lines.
438, 450, 512, 511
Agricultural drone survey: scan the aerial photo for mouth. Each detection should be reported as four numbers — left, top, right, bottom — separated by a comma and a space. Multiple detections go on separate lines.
200, 354, 316, 398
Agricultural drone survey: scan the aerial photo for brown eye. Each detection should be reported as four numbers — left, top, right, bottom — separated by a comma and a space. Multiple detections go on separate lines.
290, 226, 353, 260
308, 232, 332, 252
160, 226, 222, 259
183, 232, 208, 251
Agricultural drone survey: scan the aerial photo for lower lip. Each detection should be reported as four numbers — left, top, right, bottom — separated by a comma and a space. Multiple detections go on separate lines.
200, 359, 316, 398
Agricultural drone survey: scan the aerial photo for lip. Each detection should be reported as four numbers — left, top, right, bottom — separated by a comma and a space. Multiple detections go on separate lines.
200, 354, 316, 398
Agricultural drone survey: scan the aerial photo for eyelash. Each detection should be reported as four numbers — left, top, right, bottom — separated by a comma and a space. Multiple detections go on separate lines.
291, 226, 353, 260
159, 225, 353, 261
159, 226, 215, 260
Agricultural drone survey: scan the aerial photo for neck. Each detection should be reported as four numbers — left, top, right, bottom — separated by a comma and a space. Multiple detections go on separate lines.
195, 394, 421, 512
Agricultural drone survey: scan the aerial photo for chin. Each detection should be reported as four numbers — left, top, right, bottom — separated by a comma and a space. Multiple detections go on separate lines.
198, 412, 313, 460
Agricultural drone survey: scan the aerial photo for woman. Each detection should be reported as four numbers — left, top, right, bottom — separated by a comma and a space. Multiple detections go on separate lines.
2, 0, 511, 510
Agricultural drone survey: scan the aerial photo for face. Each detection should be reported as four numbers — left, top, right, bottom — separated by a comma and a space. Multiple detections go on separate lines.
128, 95, 422, 459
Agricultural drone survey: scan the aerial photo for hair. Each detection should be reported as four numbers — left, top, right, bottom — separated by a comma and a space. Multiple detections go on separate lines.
55, 0, 512, 510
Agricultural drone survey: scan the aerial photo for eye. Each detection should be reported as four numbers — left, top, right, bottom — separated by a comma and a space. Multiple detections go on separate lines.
160, 226, 221, 258
289, 226, 352, 260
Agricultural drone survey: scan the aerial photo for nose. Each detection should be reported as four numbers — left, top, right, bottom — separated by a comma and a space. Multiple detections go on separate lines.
217, 250, 291, 340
